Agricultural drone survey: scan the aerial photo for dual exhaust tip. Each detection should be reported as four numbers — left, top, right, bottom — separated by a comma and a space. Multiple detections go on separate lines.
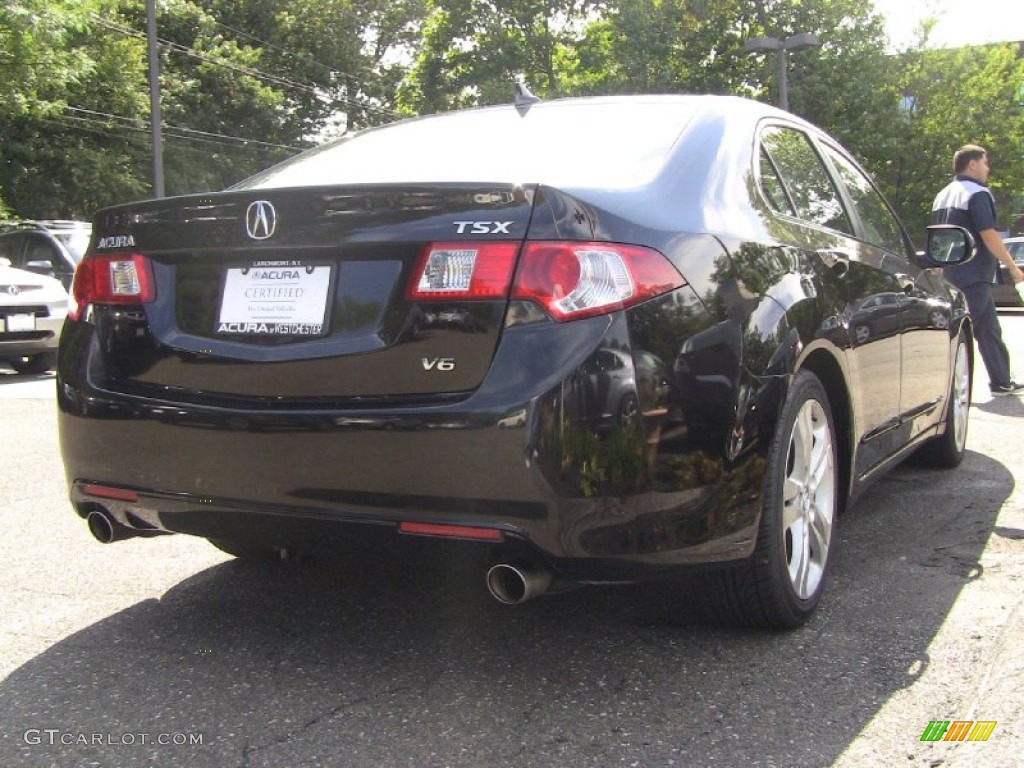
486, 562, 553, 605
86, 508, 164, 544
86, 508, 126, 543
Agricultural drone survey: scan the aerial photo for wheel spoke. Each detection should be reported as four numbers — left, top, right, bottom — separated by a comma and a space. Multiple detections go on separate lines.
796, 521, 812, 595
782, 476, 803, 528
791, 406, 814, 482
808, 501, 832, 561
808, 421, 832, 490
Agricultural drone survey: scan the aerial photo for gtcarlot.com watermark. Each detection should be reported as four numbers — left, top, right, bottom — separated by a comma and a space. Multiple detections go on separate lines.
23, 729, 204, 747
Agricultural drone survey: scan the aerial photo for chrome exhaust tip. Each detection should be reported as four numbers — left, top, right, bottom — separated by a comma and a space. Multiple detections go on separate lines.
86, 508, 133, 544
486, 562, 552, 604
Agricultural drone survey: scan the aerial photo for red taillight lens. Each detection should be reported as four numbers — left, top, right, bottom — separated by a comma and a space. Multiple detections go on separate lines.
407, 242, 520, 301
70, 253, 156, 321
512, 242, 684, 321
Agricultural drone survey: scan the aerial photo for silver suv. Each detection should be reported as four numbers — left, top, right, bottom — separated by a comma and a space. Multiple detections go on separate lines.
0, 220, 91, 290
0, 221, 90, 373
0, 257, 69, 374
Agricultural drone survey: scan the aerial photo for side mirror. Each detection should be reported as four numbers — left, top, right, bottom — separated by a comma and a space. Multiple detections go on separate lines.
0, 256, 11, 268
916, 225, 975, 268
25, 259, 56, 276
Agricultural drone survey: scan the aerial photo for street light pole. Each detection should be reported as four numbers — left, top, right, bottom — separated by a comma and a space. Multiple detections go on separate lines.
744, 32, 821, 113
777, 46, 789, 112
146, 0, 165, 199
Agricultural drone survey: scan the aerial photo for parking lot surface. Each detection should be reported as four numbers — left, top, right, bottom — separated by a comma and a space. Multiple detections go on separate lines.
1, 313, 1022, 767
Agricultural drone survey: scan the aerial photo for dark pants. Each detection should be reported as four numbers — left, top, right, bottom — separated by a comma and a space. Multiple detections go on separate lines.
961, 282, 1012, 387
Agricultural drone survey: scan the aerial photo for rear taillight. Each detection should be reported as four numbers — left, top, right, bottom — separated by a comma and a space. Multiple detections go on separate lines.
69, 253, 155, 321
511, 242, 684, 321
407, 242, 520, 301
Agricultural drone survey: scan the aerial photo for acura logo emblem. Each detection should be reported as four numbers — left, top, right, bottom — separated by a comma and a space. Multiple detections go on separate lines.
245, 200, 277, 240
5, 285, 18, 296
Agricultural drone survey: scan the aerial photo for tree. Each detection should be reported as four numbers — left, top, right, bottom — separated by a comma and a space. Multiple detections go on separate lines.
0, 0, 102, 116
887, 42, 1024, 238
0, 0, 119, 216
397, 0, 607, 114
0, 0, 432, 217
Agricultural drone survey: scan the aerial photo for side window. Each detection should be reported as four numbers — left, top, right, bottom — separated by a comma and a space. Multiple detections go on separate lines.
760, 126, 853, 235
0, 234, 21, 264
25, 234, 59, 266
821, 144, 908, 256
758, 147, 795, 216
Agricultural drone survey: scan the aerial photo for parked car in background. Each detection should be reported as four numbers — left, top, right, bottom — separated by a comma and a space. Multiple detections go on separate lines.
0, 257, 69, 373
994, 236, 1024, 307
0, 220, 91, 290
58, 94, 973, 630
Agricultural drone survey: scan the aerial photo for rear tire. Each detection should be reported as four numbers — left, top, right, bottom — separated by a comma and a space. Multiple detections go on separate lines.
701, 370, 838, 630
914, 333, 970, 468
10, 352, 57, 375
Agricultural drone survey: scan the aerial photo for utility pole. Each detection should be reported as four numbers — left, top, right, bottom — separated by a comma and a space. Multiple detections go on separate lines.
146, 0, 165, 198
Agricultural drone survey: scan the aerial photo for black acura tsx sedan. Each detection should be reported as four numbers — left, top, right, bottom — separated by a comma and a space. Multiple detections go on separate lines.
58, 94, 975, 629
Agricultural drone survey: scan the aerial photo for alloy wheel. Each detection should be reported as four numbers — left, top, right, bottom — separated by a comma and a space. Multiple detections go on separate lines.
782, 399, 836, 600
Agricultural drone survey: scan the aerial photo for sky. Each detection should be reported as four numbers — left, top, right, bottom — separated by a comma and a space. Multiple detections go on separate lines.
872, 0, 1024, 49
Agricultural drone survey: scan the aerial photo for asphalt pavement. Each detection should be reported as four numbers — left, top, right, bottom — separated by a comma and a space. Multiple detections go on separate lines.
0, 312, 1022, 768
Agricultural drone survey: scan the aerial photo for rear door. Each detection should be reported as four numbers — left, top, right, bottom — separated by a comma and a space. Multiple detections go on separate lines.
758, 124, 907, 472
817, 141, 952, 435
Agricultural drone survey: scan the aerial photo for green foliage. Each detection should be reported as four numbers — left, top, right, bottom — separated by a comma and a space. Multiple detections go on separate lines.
0, 0, 428, 217
0, 0, 103, 116
1, 0, 1022, 236
397, 0, 607, 113
885, 43, 1024, 238
558, 420, 648, 497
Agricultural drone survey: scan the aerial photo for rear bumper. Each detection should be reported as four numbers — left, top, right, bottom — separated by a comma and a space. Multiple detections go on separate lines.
57, 311, 766, 580
0, 315, 62, 358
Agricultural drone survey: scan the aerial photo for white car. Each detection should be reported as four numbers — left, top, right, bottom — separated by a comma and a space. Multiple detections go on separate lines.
995, 237, 1024, 307
0, 257, 68, 374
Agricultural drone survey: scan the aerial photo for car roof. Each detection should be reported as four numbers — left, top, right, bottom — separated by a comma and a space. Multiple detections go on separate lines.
2, 219, 89, 230
232, 94, 826, 238
236, 94, 803, 193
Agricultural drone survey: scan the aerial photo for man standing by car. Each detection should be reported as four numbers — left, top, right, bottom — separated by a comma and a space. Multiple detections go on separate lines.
931, 144, 1024, 396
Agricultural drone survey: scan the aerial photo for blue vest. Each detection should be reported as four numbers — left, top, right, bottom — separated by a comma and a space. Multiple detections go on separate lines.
930, 175, 998, 288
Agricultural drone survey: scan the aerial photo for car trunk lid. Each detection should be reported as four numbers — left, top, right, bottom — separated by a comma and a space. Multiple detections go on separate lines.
84, 184, 535, 402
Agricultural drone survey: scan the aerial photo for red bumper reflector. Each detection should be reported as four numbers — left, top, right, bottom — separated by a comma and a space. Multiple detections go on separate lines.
398, 521, 505, 541
82, 484, 140, 502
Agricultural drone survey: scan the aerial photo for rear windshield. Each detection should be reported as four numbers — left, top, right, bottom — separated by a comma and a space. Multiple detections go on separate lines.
236, 99, 698, 191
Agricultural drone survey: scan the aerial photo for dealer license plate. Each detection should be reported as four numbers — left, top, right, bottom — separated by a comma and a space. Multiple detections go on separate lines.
3, 314, 36, 333
217, 262, 332, 336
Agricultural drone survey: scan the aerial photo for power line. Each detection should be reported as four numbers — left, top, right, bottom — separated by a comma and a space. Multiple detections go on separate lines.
89, 14, 403, 122
29, 112, 294, 157
204, 15, 406, 108
31, 115, 241, 163
64, 106, 307, 151
90, 16, 322, 94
